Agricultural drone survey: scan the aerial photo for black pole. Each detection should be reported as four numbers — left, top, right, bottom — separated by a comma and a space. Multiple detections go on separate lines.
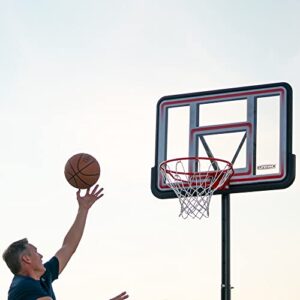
221, 193, 231, 300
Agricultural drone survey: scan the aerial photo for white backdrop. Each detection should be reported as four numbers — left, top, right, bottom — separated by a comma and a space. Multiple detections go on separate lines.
1, 1, 299, 299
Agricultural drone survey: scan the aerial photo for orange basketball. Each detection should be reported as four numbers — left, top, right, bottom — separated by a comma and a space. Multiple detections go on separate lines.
64, 153, 100, 189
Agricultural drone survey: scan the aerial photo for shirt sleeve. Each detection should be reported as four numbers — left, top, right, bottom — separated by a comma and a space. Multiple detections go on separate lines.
43, 256, 59, 282
8, 278, 48, 300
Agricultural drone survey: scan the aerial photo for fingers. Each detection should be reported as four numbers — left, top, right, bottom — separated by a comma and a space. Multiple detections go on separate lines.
78, 185, 103, 196
94, 188, 104, 198
78, 187, 90, 197
90, 184, 103, 194
91, 184, 99, 194
76, 185, 104, 205
90, 184, 104, 198
110, 291, 129, 300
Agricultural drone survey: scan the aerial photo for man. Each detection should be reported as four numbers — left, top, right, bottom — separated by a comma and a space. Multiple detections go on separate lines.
3, 185, 129, 300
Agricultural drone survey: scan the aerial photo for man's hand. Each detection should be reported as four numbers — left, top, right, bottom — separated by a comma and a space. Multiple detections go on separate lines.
77, 185, 104, 210
110, 291, 129, 300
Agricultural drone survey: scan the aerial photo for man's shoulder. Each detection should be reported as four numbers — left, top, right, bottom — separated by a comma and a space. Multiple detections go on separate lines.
8, 275, 45, 300
10, 275, 36, 288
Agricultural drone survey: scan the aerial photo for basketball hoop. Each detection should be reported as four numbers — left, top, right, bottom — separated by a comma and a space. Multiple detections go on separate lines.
160, 157, 234, 219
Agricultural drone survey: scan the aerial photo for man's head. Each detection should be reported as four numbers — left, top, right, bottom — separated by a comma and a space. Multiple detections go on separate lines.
3, 238, 45, 276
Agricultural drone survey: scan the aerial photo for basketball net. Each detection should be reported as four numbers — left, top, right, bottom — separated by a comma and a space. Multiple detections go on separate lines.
160, 157, 234, 219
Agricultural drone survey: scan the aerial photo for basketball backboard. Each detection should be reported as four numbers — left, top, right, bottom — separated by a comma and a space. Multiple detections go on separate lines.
151, 82, 295, 199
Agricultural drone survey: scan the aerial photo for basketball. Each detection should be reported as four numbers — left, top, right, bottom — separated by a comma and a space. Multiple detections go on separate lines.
64, 153, 101, 189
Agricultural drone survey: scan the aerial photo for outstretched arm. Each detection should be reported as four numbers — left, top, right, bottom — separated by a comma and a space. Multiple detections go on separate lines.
55, 185, 104, 274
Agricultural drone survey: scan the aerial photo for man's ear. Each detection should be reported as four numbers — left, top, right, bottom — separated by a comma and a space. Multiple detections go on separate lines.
21, 254, 31, 264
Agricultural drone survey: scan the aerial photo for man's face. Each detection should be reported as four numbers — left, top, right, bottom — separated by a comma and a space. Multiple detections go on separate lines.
25, 244, 46, 274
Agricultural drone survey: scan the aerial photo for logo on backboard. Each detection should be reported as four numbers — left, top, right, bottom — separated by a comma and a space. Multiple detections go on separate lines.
257, 164, 276, 170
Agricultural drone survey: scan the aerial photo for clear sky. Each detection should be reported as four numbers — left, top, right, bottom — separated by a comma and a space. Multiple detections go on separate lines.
0, 1, 299, 299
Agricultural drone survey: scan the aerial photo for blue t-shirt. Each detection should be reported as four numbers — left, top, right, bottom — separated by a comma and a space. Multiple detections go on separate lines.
8, 256, 59, 300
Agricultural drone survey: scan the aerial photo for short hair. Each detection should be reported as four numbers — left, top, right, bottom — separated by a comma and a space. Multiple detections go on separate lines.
2, 238, 29, 274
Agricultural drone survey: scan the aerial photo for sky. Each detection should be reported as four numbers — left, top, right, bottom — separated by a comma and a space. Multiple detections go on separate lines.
0, 1, 299, 299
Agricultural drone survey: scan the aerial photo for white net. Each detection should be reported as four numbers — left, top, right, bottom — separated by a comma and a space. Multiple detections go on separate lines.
160, 157, 234, 219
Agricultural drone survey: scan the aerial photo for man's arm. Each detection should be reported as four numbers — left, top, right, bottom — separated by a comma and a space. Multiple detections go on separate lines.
55, 185, 104, 274
37, 297, 53, 300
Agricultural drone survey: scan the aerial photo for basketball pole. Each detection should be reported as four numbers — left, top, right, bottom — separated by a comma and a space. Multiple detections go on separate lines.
221, 193, 232, 300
